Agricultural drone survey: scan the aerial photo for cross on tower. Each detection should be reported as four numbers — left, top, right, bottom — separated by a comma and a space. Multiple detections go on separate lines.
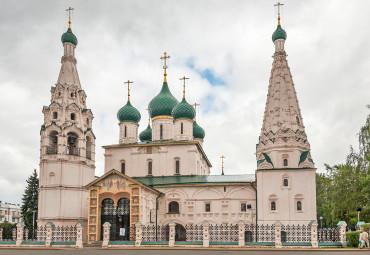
124, 80, 134, 102
145, 108, 150, 124
220, 155, 226, 175
193, 103, 200, 121
160, 52, 170, 82
66, 7, 74, 28
274, 2, 284, 17
179, 76, 190, 99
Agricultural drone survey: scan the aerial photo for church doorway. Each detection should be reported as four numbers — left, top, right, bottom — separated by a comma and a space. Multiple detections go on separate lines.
101, 198, 130, 241
175, 224, 186, 241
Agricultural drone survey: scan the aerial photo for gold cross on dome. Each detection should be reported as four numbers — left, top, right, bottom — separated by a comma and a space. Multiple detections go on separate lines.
179, 76, 190, 99
220, 155, 226, 175
274, 2, 284, 16
160, 52, 170, 82
124, 80, 134, 101
146, 108, 150, 124
66, 7, 74, 28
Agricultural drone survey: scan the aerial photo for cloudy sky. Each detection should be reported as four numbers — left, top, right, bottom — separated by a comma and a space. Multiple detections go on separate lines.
0, 0, 369, 204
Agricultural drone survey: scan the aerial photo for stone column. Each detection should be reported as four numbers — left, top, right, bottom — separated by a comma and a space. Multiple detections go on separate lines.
135, 222, 143, 247
75, 222, 85, 249
337, 221, 347, 247
102, 222, 111, 248
238, 221, 245, 247
203, 221, 209, 248
0, 228, 3, 241
310, 221, 318, 248
45, 222, 54, 247
274, 221, 282, 248
169, 221, 176, 247
12, 228, 16, 241
16, 222, 25, 246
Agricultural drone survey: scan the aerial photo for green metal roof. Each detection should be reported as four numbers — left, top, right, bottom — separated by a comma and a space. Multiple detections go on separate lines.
133, 174, 255, 187
117, 101, 141, 123
139, 124, 152, 142
61, 28, 78, 46
172, 98, 196, 120
193, 121, 205, 139
149, 82, 179, 118
272, 25, 287, 42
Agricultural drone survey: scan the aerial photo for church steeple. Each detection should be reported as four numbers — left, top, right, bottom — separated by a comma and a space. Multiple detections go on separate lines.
256, 6, 314, 170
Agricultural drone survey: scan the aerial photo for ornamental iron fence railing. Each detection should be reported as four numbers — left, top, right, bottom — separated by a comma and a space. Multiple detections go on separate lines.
281, 224, 311, 242
318, 227, 340, 242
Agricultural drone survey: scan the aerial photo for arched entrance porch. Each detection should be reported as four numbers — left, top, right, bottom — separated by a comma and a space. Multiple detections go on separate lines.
101, 198, 130, 241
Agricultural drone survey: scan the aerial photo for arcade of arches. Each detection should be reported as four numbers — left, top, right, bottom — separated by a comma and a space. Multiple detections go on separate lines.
86, 170, 160, 243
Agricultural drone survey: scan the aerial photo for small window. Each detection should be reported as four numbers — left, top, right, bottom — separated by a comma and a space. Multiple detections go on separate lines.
175, 160, 180, 174
168, 201, 179, 213
205, 203, 211, 212
53, 112, 58, 119
224, 186, 226, 192
180, 123, 183, 134
160, 124, 163, 140
121, 163, 125, 174
70, 92, 74, 98
58, 92, 62, 97
148, 161, 152, 175
86, 118, 89, 125
124, 126, 127, 138
283, 159, 288, 167
297, 201, 302, 211
71, 113, 75, 120
241, 203, 247, 212
283, 178, 288, 187
296, 116, 300, 124
271, 201, 276, 211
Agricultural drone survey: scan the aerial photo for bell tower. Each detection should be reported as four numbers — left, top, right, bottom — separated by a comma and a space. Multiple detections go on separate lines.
38, 9, 96, 226
256, 3, 316, 225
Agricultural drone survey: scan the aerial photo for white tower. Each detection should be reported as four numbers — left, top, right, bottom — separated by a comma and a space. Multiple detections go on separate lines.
38, 14, 95, 226
256, 8, 316, 225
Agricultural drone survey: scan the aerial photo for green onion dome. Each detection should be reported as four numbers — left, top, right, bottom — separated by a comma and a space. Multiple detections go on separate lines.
117, 101, 141, 123
139, 125, 152, 142
172, 98, 196, 120
61, 28, 78, 46
193, 121, 205, 140
149, 82, 179, 118
272, 24, 287, 42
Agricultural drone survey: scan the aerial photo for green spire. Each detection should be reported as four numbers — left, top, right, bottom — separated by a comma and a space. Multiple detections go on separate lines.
172, 98, 196, 120
148, 82, 179, 118
61, 28, 78, 46
272, 16, 287, 42
117, 101, 141, 123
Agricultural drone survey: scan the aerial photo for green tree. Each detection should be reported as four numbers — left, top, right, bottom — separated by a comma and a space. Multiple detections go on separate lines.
0, 221, 16, 240
317, 106, 370, 227
21, 169, 39, 237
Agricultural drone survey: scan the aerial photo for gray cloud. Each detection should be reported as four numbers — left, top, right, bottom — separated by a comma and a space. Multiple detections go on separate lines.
0, 0, 369, 203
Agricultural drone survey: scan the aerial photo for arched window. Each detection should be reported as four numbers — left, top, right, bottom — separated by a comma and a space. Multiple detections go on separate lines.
71, 113, 75, 120
86, 136, 92, 159
53, 112, 58, 119
47, 131, 58, 154
283, 159, 288, 166
296, 116, 300, 124
180, 123, 183, 134
121, 162, 125, 174
67, 132, 79, 156
297, 201, 302, 211
175, 160, 180, 174
160, 124, 163, 140
271, 201, 276, 211
58, 92, 62, 97
168, 201, 179, 213
86, 118, 89, 125
283, 178, 288, 187
124, 126, 127, 138
148, 161, 152, 175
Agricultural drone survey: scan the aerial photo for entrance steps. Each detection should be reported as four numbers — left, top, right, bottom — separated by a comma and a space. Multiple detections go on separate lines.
83, 241, 103, 247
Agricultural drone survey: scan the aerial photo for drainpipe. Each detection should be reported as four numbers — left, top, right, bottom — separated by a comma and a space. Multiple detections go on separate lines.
155, 194, 160, 241
251, 180, 258, 241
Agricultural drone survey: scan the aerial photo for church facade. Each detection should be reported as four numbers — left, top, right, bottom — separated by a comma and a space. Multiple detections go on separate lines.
38, 13, 317, 243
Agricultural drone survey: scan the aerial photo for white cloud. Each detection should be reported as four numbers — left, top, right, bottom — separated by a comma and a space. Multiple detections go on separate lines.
0, 0, 369, 203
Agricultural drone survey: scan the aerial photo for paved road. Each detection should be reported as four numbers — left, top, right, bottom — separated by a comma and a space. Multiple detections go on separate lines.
0, 249, 369, 255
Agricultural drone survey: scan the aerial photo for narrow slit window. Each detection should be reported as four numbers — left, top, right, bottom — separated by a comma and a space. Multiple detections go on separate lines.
181, 123, 184, 134
53, 112, 58, 119
121, 163, 125, 174
71, 113, 75, 120
283, 178, 288, 187
175, 160, 180, 174
160, 124, 163, 140
271, 201, 276, 211
148, 161, 152, 175
124, 126, 127, 138
297, 201, 302, 211
205, 203, 211, 212
283, 159, 288, 167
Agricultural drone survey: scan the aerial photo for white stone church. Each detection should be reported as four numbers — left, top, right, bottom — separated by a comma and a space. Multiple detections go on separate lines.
37, 13, 317, 243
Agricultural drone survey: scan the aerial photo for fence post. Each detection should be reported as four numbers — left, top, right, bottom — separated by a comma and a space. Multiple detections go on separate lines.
75, 222, 85, 249
12, 228, 16, 241
309, 220, 318, 248
238, 221, 245, 247
16, 222, 25, 246
337, 221, 347, 247
102, 222, 111, 248
203, 221, 209, 248
169, 221, 176, 247
24, 229, 29, 241
45, 222, 54, 247
135, 222, 143, 247
274, 221, 282, 248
